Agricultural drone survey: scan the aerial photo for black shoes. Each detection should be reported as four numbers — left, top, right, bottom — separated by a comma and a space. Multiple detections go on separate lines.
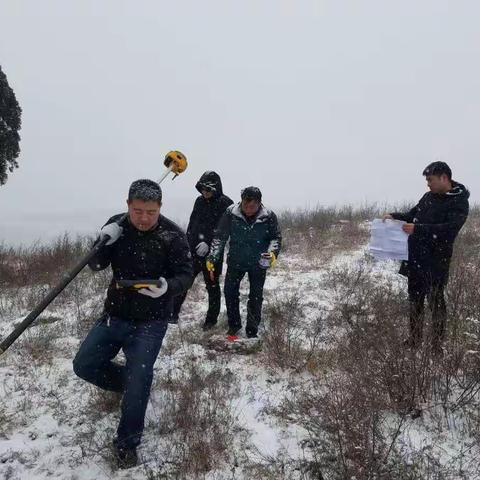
403, 336, 420, 349
226, 327, 258, 338
246, 329, 258, 339
202, 321, 217, 331
226, 326, 241, 337
113, 440, 138, 469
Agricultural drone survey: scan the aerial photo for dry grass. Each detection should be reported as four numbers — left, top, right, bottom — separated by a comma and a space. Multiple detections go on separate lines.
0, 234, 91, 288
1, 206, 480, 479
0, 397, 12, 439
262, 293, 325, 372
145, 358, 245, 478
14, 322, 62, 365
267, 211, 480, 479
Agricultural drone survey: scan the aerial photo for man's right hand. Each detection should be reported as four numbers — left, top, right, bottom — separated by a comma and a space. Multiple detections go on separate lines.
382, 214, 393, 222
138, 277, 168, 298
100, 223, 123, 245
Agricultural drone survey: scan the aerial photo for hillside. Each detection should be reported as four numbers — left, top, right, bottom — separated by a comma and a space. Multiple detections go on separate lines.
1, 208, 480, 479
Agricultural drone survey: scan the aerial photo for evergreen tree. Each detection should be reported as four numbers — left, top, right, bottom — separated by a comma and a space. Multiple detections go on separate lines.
0, 65, 22, 185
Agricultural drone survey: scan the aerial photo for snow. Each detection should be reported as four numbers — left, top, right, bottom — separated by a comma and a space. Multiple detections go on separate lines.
0, 243, 479, 479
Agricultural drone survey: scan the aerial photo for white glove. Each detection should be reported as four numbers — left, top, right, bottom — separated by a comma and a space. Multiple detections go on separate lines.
100, 223, 123, 245
195, 242, 209, 257
138, 278, 168, 298
259, 252, 275, 269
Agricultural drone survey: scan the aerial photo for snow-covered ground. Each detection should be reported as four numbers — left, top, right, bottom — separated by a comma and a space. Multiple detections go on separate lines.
1, 244, 479, 479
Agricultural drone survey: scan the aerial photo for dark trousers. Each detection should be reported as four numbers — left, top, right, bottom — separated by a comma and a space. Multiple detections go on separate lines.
73, 314, 167, 449
408, 272, 447, 348
172, 258, 221, 324
224, 266, 267, 334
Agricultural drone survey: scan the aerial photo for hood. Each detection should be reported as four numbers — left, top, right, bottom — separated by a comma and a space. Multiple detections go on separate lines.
446, 181, 470, 199
195, 171, 223, 197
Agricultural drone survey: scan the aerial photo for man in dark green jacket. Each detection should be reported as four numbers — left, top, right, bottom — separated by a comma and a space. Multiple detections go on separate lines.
207, 187, 282, 338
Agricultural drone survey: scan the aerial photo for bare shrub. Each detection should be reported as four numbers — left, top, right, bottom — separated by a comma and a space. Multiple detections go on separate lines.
274, 247, 480, 479
262, 293, 324, 372
325, 262, 442, 411
445, 221, 480, 347
85, 386, 123, 416
0, 397, 12, 438
14, 322, 61, 365
144, 359, 244, 478
0, 234, 92, 289
74, 420, 117, 469
0, 243, 17, 285
273, 318, 435, 477
245, 447, 326, 480
279, 204, 399, 257
280, 374, 432, 480
279, 205, 374, 255
0, 284, 26, 319
0, 235, 111, 344
0, 283, 51, 320
279, 204, 381, 233
69, 385, 123, 470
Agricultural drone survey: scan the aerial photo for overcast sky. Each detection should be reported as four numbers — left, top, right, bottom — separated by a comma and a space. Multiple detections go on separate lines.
1, 0, 479, 246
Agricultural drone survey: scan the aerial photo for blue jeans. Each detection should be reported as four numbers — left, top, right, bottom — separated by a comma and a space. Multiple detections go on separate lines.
73, 313, 168, 448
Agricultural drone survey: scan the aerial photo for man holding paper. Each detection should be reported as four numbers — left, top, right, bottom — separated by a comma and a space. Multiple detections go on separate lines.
383, 162, 469, 352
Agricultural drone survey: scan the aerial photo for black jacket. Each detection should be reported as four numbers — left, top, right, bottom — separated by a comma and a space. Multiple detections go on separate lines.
186, 171, 233, 260
391, 181, 469, 281
209, 203, 282, 270
89, 214, 193, 322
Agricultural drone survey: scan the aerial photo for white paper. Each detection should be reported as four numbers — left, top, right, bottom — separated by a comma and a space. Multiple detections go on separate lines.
369, 219, 409, 261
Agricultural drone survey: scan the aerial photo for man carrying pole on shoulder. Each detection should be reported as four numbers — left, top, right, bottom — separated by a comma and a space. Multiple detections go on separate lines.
73, 177, 193, 469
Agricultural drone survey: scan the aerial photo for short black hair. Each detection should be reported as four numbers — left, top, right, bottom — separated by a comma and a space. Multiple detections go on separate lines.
241, 186, 262, 203
128, 179, 162, 204
423, 161, 452, 180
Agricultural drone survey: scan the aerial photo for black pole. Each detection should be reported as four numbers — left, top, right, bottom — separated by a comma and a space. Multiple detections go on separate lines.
0, 235, 112, 356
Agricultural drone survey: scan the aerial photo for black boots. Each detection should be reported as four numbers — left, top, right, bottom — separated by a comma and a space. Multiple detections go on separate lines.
202, 321, 217, 331
226, 326, 241, 337
246, 327, 258, 338
113, 440, 138, 469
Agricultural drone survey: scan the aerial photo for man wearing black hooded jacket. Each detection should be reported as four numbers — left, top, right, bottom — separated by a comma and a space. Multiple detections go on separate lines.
384, 162, 469, 352
172, 171, 233, 329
